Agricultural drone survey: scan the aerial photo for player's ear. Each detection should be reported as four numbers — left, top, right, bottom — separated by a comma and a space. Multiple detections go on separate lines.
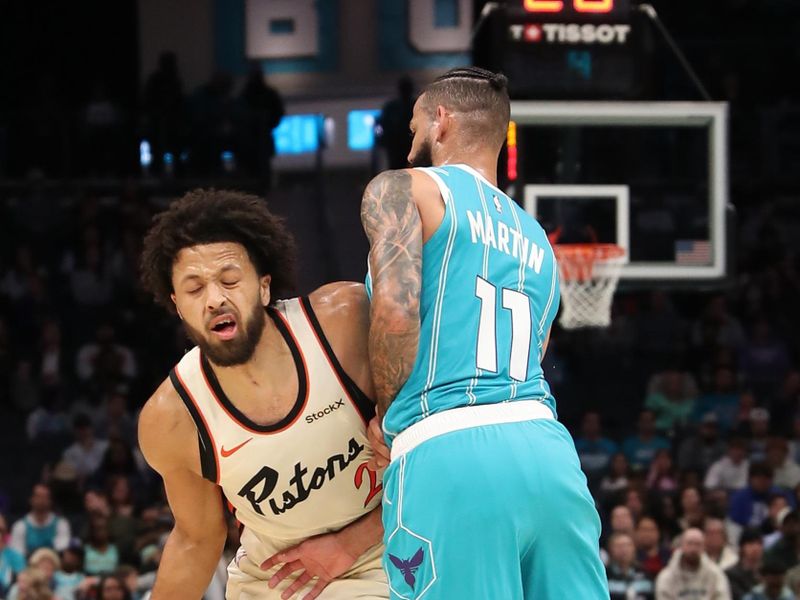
171, 294, 183, 320
259, 274, 272, 306
434, 105, 450, 142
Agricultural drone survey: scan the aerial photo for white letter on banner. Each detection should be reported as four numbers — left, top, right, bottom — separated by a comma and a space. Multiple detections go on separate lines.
245, 0, 318, 59
409, 0, 472, 53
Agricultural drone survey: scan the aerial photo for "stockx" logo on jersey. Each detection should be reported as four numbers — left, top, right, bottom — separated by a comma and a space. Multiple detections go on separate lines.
305, 399, 345, 424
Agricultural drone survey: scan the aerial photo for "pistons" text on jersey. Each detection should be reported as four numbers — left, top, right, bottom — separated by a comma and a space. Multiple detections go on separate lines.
305, 399, 345, 423
237, 437, 365, 516
466, 210, 546, 274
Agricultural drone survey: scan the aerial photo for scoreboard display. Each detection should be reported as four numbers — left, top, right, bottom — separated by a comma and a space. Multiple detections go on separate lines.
522, 0, 629, 18
475, 0, 651, 99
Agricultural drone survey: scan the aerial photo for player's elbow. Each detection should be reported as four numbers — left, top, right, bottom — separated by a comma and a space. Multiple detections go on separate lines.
171, 516, 227, 553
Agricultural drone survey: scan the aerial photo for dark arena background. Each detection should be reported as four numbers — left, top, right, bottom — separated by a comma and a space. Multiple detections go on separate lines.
0, 1, 799, 598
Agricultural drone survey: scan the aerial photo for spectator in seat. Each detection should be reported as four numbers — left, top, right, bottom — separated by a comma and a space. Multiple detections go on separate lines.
729, 463, 794, 530
607, 532, 655, 600
61, 414, 109, 482
679, 486, 707, 532
763, 496, 791, 544
26, 387, 69, 442
740, 318, 791, 402
10, 484, 71, 556
744, 559, 795, 600
727, 528, 765, 600
75, 323, 137, 392
706, 438, 750, 492
764, 509, 800, 571
749, 408, 773, 463
767, 437, 800, 491
732, 392, 758, 437
0, 514, 25, 597
600, 453, 631, 506
679, 413, 727, 475
624, 410, 672, 470
106, 476, 137, 564
6, 566, 53, 600
648, 449, 679, 493
693, 366, 741, 432
691, 294, 746, 357
704, 517, 739, 571
26, 548, 59, 594
626, 488, 647, 523
54, 544, 89, 600
655, 527, 731, 599
36, 319, 67, 394
574, 411, 618, 487
636, 516, 671, 581
786, 414, 800, 465
645, 368, 698, 434
94, 391, 136, 446
83, 515, 118, 576
655, 495, 683, 542
96, 573, 131, 600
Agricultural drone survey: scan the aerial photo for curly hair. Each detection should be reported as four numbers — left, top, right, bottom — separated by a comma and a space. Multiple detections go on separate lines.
140, 189, 296, 312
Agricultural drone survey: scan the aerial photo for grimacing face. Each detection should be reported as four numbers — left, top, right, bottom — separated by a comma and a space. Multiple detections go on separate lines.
171, 242, 271, 367
408, 95, 435, 168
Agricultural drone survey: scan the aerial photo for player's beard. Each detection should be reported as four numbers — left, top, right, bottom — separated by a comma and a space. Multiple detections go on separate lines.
183, 300, 267, 367
410, 137, 433, 168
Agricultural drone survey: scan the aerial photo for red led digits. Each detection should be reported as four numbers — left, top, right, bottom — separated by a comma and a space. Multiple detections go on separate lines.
524, 0, 614, 13
574, 0, 613, 13
524, 0, 564, 13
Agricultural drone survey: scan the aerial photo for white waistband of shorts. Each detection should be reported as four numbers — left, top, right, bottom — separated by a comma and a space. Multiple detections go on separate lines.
390, 400, 554, 461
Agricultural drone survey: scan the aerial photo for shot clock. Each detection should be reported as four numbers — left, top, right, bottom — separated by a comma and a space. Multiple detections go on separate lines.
474, 0, 651, 99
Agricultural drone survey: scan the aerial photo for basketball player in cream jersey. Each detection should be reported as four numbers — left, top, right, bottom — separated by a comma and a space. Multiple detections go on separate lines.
138, 189, 388, 600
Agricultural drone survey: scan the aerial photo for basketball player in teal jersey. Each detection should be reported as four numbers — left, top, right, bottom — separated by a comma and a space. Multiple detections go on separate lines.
361, 67, 608, 599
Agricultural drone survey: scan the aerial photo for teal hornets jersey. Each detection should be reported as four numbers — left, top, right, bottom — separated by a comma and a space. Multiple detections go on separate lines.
368, 164, 560, 442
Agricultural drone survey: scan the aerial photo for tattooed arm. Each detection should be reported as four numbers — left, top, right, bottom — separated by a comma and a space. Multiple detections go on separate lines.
360, 169, 423, 415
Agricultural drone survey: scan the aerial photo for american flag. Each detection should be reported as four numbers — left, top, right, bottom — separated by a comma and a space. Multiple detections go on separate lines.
675, 240, 712, 265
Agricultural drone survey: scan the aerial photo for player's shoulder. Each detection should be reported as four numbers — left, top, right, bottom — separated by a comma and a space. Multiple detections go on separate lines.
307, 282, 369, 330
364, 168, 440, 199
138, 378, 197, 474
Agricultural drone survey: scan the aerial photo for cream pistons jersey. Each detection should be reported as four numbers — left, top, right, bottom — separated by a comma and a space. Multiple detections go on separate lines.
169, 297, 382, 559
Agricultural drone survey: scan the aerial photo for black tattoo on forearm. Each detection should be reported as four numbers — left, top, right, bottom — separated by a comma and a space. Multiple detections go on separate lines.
360, 170, 423, 415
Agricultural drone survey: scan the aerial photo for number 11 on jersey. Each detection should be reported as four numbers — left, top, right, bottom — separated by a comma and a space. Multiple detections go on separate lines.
475, 277, 532, 382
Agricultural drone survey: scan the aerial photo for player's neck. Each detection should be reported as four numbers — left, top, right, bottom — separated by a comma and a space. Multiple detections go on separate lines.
437, 152, 499, 186
210, 316, 294, 398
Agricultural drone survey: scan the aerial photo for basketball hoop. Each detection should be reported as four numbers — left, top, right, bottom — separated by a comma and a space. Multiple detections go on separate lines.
554, 244, 625, 329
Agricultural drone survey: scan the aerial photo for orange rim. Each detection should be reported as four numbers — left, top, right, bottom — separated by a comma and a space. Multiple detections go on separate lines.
554, 243, 625, 261
554, 244, 625, 281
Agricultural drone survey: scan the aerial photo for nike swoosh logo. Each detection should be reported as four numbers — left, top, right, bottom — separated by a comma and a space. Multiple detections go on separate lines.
221, 438, 254, 458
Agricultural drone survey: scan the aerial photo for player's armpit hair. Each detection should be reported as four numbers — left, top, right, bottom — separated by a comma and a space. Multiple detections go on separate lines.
360, 170, 422, 414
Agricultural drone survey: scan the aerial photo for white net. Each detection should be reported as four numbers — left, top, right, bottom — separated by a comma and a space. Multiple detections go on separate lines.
554, 245, 625, 329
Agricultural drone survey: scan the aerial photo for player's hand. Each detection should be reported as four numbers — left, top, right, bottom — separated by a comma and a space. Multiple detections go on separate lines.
261, 532, 359, 600
366, 415, 390, 471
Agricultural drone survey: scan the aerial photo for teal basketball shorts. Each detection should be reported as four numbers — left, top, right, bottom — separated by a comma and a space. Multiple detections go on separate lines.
381, 402, 609, 599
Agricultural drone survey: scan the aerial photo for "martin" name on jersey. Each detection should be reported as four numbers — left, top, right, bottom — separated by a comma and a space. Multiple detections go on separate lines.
466, 210, 545, 274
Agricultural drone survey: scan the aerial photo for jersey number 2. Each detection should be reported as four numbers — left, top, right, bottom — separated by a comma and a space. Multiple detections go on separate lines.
354, 462, 382, 508
475, 277, 532, 382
